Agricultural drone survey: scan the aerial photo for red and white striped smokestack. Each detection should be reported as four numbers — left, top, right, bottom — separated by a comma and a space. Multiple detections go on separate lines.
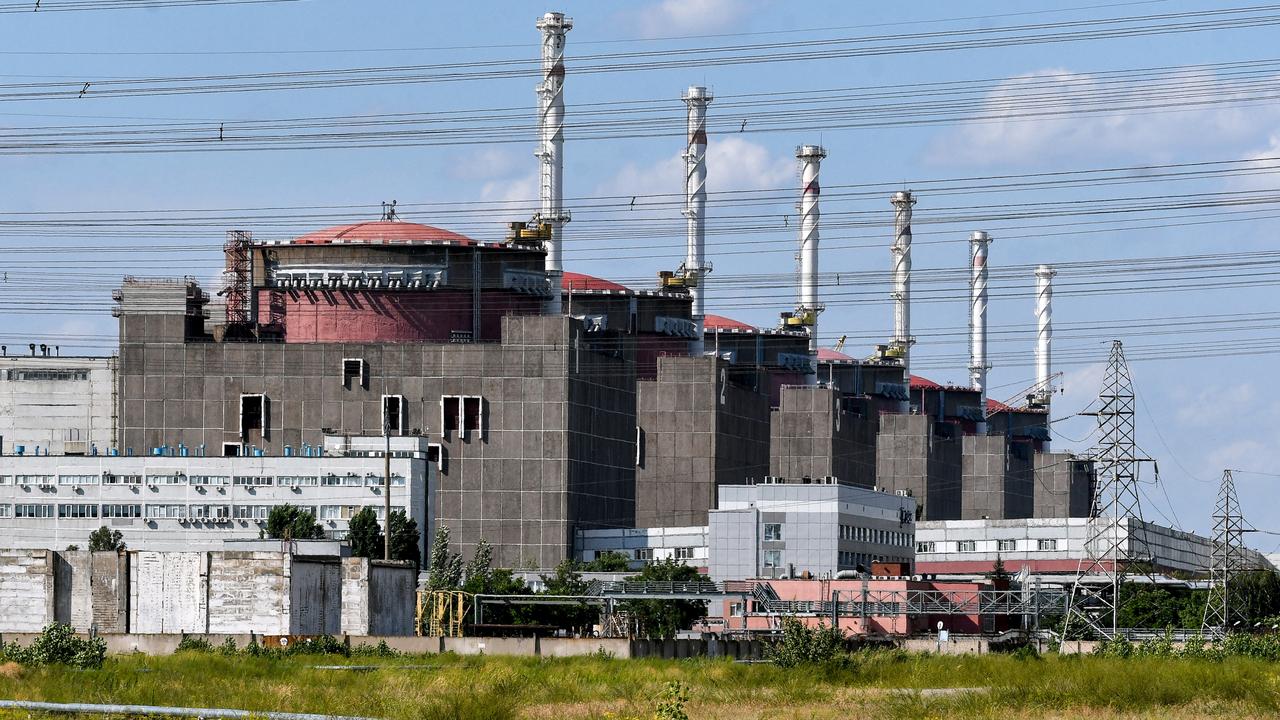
969, 230, 993, 431
1034, 264, 1057, 406
536, 12, 572, 314
890, 191, 916, 378
683, 85, 713, 356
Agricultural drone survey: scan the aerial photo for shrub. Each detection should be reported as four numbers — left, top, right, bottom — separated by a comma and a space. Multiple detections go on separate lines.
767, 617, 847, 668
175, 636, 213, 653
218, 638, 238, 656
654, 681, 690, 720
352, 640, 400, 658
1, 624, 106, 669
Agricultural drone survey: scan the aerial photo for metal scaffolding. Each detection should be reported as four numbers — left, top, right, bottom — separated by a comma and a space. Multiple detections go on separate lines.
1203, 469, 1250, 635
1062, 340, 1156, 642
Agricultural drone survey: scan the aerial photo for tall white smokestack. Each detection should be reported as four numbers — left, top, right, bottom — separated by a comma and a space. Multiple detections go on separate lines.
536, 12, 572, 314
1034, 264, 1056, 406
890, 191, 916, 379
969, 231, 993, 432
796, 145, 826, 381
683, 85, 712, 356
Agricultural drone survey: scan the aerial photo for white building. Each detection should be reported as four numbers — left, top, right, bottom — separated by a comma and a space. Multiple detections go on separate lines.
575, 525, 709, 568
0, 435, 435, 557
0, 355, 116, 456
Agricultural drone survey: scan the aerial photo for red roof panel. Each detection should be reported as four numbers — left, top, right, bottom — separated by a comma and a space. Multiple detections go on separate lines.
561, 271, 630, 292
293, 221, 475, 246
703, 313, 757, 332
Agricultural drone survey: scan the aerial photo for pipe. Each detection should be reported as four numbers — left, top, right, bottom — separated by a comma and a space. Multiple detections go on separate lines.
890, 191, 916, 378
683, 85, 713, 356
535, 12, 573, 315
969, 231, 993, 432
1034, 264, 1057, 409
796, 144, 826, 380
0, 700, 376, 720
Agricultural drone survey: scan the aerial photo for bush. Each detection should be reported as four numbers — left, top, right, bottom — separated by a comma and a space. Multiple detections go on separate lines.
0, 624, 106, 669
218, 638, 238, 656
175, 636, 214, 653
654, 681, 690, 720
767, 617, 847, 668
352, 640, 399, 658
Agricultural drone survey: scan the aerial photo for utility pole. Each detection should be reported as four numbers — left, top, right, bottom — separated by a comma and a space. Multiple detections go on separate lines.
1203, 469, 1249, 636
383, 414, 392, 562
1061, 340, 1156, 643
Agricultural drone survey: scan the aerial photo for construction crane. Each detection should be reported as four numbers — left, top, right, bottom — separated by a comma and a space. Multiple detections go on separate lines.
833, 335, 846, 353
984, 371, 1062, 418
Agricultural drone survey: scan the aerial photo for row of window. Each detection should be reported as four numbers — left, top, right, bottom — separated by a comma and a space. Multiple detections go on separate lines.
838, 524, 913, 548
3, 369, 89, 382
0, 474, 406, 488
837, 551, 910, 569
0, 503, 397, 522
916, 538, 1058, 553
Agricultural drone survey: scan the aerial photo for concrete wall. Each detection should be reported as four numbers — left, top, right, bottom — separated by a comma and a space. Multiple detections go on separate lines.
207, 552, 291, 635
0, 355, 116, 457
0, 549, 54, 632
770, 386, 878, 488
1033, 453, 1093, 518
877, 414, 963, 520
289, 558, 341, 635
340, 557, 416, 636
56, 551, 127, 632
960, 436, 1034, 521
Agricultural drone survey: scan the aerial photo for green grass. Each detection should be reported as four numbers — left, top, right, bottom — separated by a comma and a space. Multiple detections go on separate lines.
2, 650, 1279, 719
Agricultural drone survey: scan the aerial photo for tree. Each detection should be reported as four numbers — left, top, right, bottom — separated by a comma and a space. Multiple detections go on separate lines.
346, 507, 382, 558
582, 550, 632, 572
88, 526, 124, 552
1230, 569, 1280, 624
264, 504, 324, 541
621, 558, 708, 639
425, 524, 464, 590
387, 510, 421, 566
464, 538, 494, 588
539, 559, 597, 633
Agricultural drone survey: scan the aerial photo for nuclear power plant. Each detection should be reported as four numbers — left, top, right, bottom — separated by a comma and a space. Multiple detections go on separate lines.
3, 11, 1103, 577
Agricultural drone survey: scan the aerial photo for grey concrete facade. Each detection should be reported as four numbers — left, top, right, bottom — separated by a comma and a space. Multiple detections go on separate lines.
875, 414, 963, 521
0, 355, 117, 456
114, 278, 637, 567
770, 385, 878, 487
634, 356, 770, 528
959, 435, 1034, 521
707, 479, 916, 582
1033, 452, 1094, 518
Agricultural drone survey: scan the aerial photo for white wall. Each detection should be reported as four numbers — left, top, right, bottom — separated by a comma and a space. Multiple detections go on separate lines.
0, 356, 115, 456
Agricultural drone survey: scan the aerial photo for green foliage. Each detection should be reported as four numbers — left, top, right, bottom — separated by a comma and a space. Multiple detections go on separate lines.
653, 681, 690, 720
264, 504, 324, 540
583, 550, 632, 572
387, 510, 421, 566
219, 637, 238, 656
351, 640, 400, 658
346, 507, 382, 558
0, 623, 106, 669
538, 559, 597, 633
175, 636, 214, 653
621, 559, 708, 640
426, 524, 464, 590
766, 616, 847, 668
465, 538, 494, 587
1230, 570, 1280, 623
65, 544, 79, 551
987, 555, 1010, 582
88, 526, 124, 552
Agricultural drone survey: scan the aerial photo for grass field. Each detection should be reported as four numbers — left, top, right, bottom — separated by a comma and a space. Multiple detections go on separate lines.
2, 649, 1280, 719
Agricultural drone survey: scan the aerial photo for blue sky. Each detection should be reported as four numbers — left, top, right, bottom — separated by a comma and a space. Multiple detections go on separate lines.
2, 0, 1278, 542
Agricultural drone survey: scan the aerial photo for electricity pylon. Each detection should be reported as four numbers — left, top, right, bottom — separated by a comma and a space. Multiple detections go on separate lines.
1203, 469, 1249, 636
1061, 341, 1155, 643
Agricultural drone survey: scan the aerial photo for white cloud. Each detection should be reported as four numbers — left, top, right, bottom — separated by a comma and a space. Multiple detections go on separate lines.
477, 172, 539, 219
927, 68, 1280, 167
596, 136, 793, 197
1229, 133, 1280, 192
449, 148, 522, 182
621, 0, 755, 39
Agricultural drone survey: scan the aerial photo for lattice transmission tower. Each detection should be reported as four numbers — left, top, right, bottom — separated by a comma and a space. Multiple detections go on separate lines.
1061, 340, 1155, 642
1203, 469, 1250, 636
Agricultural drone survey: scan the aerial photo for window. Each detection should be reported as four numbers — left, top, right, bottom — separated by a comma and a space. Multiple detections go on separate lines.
763, 550, 782, 568
635, 548, 654, 562
763, 523, 783, 542
102, 504, 141, 518
957, 540, 977, 552
58, 474, 98, 486
441, 396, 460, 433
917, 541, 936, 554
319, 505, 365, 521
232, 476, 273, 487
729, 602, 745, 617
0, 505, 10, 518
222, 442, 241, 457
239, 394, 268, 441
103, 473, 141, 485
279, 475, 318, 487
342, 358, 367, 390
58, 504, 98, 518
0, 476, 10, 485
463, 396, 483, 433
147, 474, 185, 486
442, 395, 485, 437
233, 505, 268, 520
382, 395, 406, 435
4, 369, 88, 382
145, 504, 186, 519
997, 539, 1017, 552
674, 547, 694, 561
190, 475, 230, 486
1037, 538, 1058, 551
191, 505, 230, 521
17, 475, 54, 487
15, 504, 54, 518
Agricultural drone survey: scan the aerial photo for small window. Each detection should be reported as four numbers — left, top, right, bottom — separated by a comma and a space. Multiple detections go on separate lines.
1037, 538, 1058, 551
997, 539, 1017, 552
917, 541, 935, 554
763, 550, 782, 568
222, 443, 241, 457
763, 523, 783, 542
441, 396, 460, 434
342, 358, 367, 390
635, 548, 654, 562
463, 396, 483, 433
957, 540, 977, 553
674, 547, 694, 561
383, 395, 406, 435
58, 504, 98, 519
729, 602, 745, 618
239, 394, 266, 440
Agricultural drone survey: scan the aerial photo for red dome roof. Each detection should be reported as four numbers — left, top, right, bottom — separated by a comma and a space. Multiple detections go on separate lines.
986, 397, 1015, 413
703, 314, 756, 332
561, 271, 629, 292
817, 348, 854, 362
293, 221, 474, 246
909, 375, 944, 390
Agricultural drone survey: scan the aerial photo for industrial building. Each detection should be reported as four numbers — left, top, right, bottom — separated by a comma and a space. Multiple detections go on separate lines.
0, 11, 1100, 577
